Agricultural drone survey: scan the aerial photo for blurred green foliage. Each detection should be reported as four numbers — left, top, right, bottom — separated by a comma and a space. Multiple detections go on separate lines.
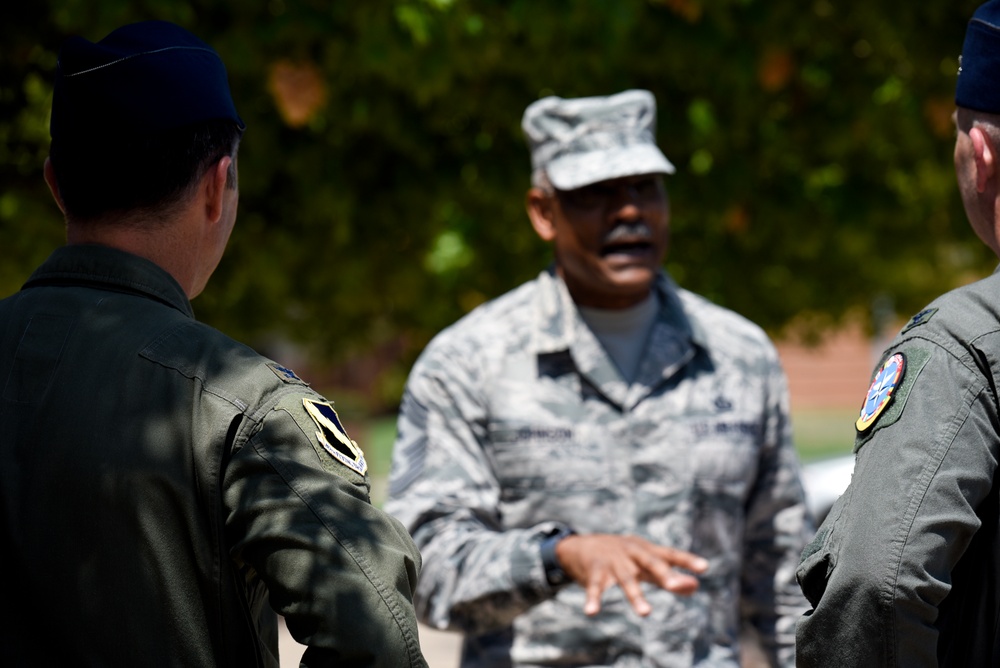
1, 0, 992, 407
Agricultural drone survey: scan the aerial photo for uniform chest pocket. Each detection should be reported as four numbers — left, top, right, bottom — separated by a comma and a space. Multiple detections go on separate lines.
487, 423, 610, 494
690, 419, 761, 491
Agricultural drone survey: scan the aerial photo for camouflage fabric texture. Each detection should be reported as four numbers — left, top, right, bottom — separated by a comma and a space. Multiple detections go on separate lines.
386, 268, 811, 667
521, 89, 675, 191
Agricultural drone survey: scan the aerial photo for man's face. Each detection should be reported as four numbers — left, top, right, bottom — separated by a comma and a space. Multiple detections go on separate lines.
538, 173, 669, 309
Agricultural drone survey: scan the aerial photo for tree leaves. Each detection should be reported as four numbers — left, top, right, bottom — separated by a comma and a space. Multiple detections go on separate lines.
0, 0, 991, 407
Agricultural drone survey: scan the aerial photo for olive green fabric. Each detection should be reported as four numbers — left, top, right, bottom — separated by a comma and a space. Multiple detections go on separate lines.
796, 268, 1000, 666
852, 347, 932, 451
0, 244, 426, 667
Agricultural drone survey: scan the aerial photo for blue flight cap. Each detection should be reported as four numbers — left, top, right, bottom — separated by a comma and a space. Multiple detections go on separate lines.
957, 1, 1000, 113
50, 20, 244, 142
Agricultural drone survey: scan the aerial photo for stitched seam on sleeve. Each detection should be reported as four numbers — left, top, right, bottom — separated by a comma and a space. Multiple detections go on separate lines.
881, 381, 983, 665
248, 433, 424, 664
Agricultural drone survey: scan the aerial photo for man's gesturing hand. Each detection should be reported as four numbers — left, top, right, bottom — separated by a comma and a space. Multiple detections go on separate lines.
554, 533, 708, 617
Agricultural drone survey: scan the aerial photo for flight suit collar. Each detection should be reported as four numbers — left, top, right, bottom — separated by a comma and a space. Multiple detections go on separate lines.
22, 244, 195, 318
531, 267, 707, 410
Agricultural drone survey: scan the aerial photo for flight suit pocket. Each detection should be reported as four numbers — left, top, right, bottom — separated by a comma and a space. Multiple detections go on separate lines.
796, 524, 835, 608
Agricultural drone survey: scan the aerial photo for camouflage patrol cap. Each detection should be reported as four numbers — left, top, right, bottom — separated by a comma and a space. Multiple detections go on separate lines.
521, 89, 675, 191
957, 0, 1000, 113
51, 20, 244, 142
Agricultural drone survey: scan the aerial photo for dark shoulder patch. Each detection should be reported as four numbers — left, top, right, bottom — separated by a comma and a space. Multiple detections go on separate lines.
900, 307, 938, 334
267, 362, 308, 386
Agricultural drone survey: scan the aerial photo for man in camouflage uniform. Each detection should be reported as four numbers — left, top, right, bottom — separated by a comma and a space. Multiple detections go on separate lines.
0, 22, 426, 666
386, 90, 810, 667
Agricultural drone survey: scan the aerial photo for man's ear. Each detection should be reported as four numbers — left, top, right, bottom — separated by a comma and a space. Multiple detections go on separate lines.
971, 126, 996, 193
526, 188, 557, 242
202, 156, 232, 224
43, 157, 67, 214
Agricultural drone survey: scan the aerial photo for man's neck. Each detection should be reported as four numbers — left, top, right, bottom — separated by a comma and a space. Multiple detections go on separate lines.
66, 211, 201, 298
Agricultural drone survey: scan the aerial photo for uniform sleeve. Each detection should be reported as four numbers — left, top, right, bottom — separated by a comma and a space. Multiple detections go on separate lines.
795, 340, 1000, 666
223, 391, 427, 668
383, 342, 559, 635
740, 346, 812, 668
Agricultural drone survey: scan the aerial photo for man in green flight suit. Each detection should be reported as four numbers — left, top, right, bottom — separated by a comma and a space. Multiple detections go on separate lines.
0, 21, 426, 667
796, 2, 1000, 665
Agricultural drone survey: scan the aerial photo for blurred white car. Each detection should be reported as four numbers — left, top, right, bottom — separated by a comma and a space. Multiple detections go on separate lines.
800, 454, 855, 525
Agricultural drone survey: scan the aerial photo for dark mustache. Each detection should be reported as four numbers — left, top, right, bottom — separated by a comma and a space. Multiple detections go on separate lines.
603, 221, 653, 244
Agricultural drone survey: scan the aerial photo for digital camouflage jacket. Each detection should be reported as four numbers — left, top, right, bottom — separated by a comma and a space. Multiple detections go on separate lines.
387, 268, 810, 667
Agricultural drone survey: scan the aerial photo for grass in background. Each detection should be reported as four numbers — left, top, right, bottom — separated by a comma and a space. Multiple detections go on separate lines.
362, 417, 398, 478
357, 416, 400, 507
793, 408, 858, 462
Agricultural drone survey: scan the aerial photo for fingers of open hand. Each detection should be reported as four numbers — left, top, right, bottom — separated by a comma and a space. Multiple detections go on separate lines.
582, 560, 650, 617
632, 544, 704, 596
649, 544, 710, 575
571, 535, 702, 616
583, 570, 613, 616
613, 561, 652, 617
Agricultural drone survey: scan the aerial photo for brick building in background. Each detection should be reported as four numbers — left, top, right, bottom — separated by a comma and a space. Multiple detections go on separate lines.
776, 321, 883, 411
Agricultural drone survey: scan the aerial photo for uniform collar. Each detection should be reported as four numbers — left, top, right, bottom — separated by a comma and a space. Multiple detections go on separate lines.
22, 244, 194, 318
531, 266, 707, 409
531, 266, 705, 350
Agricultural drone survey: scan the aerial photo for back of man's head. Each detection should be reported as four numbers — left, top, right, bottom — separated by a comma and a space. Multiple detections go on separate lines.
957, 0, 1000, 134
48, 21, 245, 224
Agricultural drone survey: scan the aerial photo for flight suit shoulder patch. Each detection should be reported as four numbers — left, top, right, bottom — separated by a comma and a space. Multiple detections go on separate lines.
856, 353, 906, 433
267, 362, 308, 386
854, 348, 931, 451
900, 307, 938, 334
299, 397, 368, 476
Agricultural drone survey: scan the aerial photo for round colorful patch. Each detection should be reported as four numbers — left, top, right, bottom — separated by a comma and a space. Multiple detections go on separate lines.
856, 353, 907, 432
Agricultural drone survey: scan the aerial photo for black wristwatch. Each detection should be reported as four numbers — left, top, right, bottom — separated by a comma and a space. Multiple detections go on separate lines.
539, 526, 576, 586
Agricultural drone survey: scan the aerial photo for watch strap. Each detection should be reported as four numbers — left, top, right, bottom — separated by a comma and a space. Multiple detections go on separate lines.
540, 526, 576, 586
